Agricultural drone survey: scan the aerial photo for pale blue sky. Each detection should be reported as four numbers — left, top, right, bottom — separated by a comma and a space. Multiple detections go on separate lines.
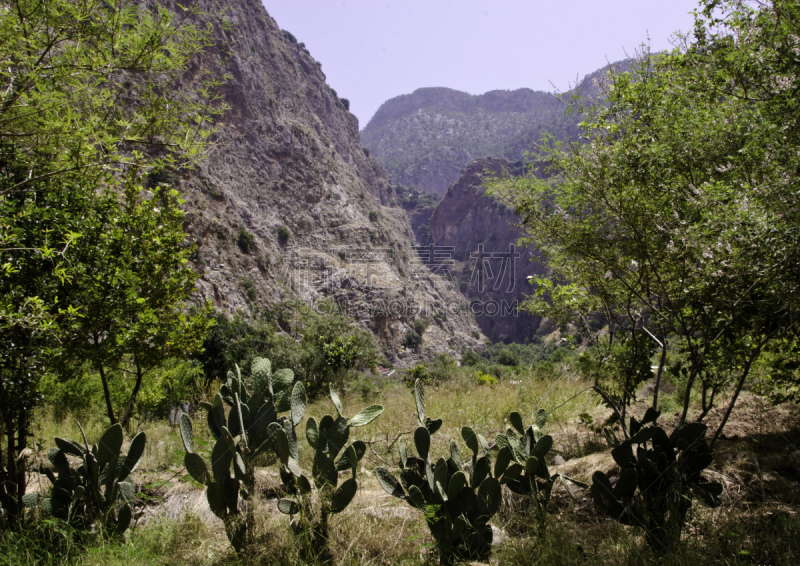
262, 0, 699, 128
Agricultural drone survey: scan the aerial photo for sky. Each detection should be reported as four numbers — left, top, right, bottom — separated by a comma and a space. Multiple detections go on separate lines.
262, 0, 700, 128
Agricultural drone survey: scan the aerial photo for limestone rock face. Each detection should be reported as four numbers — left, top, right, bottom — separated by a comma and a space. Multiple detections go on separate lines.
178, 0, 480, 363
429, 158, 546, 343
360, 87, 570, 196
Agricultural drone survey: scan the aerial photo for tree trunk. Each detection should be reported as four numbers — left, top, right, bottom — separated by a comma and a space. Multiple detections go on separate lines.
120, 362, 145, 429
652, 333, 668, 411
98, 364, 117, 424
710, 353, 758, 449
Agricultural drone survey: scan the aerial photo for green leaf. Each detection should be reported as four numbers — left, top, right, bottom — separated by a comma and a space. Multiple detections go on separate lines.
278, 498, 299, 515
462, 426, 479, 456
330, 478, 358, 513
179, 414, 193, 454
348, 405, 384, 427
185, 452, 209, 485
414, 426, 431, 461
375, 467, 405, 498
329, 383, 344, 418
291, 381, 307, 426
509, 412, 525, 435
97, 424, 123, 469
119, 432, 146, 480
306, 417, 319, 450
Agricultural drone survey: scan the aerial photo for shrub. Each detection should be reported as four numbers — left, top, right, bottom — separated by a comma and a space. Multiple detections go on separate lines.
495, 348, 519, 367
413, 318, 428, 335
368, 210, 379, 222
476, 372, 497, 386
461, 349, 481, 367
403, 331, 423, 349
375, 380, 502, 564
362, 147, 370, 157
277, 385, 383, 562
591, 409, 722, 555
181, 358, 300, 552
403, 364, 429, 387
277, 225, 290, 245
237, 226, 255, 253
239, 278, 257, 302
25, 424, 145, 538
340, 97, 350, 110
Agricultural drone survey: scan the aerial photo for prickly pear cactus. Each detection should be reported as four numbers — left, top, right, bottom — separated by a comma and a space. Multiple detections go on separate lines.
590, 408, 723, 554
375, 379, 502, 565
180, 357, 296, 552
25, 423, 144, 537
494, 409, 586, 527
276, 383, 383, 563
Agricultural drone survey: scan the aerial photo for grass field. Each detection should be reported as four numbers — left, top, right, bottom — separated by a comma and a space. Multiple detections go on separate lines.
4, 367, 800, 565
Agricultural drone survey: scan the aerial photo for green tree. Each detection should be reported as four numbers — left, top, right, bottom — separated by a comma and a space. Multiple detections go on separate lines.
0, 0, 225, 522
490, 0, 800, 445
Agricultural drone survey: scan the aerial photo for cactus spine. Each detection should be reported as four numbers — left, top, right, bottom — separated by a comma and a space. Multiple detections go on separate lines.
25, 423, 145, 537
180, 357, 296, 552
375, 380, 502, 565
590, 408, 723, 554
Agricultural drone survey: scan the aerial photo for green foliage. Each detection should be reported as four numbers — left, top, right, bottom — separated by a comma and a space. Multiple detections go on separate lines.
489, 0, 800, 442
368, 210, 379, 222
476, 372, 497, 386
239, 278, 257, 302
494, 410, 586, 530
591, 409, 722, 554
403, 331, 423, 349
375, 380, 501, 564
276, 384, 383, 562
413, 319, 429, 335
237, 227, 256, 253
180, 357, 297, 552
0, 0, 225, 521
25, 424, 145, 538
277, 225, 290, 245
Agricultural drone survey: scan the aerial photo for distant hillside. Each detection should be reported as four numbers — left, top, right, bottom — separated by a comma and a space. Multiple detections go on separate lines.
360, 62, 630, 195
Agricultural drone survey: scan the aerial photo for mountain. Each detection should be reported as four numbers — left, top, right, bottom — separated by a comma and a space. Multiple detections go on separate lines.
428, 158, 546, 343
360, 61, 633, 196
359, 87, 577, 195
176, 0, 482, 363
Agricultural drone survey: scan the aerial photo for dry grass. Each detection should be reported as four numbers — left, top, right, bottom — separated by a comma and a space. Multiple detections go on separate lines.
12, 372, 800, 566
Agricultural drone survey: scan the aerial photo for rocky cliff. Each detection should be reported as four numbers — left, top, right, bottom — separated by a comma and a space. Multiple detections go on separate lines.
428, 158, 547, 343
176, 0, 481, 363
359, 87, 576, 195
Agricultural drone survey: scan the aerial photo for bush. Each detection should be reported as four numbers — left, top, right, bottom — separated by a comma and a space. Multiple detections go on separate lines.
239, 277, 257, 302
461, 348, 481, 367
495, 348, 520, 367
402, 331, 422, 349
413, 318, 428, 335
476, 371, 498, 386
277, 225, 290, 245
368, 210, 379, 222
403, 364, 429, 387
237, 226, 255, 253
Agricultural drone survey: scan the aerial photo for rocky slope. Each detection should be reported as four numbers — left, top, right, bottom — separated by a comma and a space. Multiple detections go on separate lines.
428, 158, 547, 343
175, 0, 481, 363
359, 61, 632, 196
359, 87, 575, 195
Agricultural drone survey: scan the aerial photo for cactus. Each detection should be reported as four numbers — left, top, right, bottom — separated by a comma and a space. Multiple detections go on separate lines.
180, 357, 296, 552
276, 383, 383, 563
590, 408, 723, 554
494, 409, 587, 529
375, 380, 502, 565
24, 423, 144, 537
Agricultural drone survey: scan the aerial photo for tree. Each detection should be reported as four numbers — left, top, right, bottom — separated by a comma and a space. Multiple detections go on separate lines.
0, 0, 226, 523
489, 0, 800, 445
